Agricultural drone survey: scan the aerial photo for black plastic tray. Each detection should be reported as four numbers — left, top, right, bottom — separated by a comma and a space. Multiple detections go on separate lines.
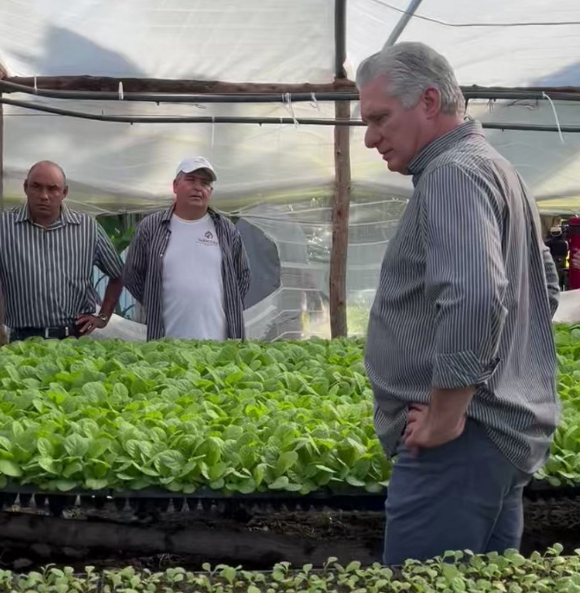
0, 479, 576, 516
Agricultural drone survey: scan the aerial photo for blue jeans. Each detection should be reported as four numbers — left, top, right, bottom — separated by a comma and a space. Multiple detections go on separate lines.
383, 419, 532, 565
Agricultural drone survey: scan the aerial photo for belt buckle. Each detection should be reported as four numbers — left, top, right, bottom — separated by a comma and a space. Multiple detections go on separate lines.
65, 326, 70, 338
44, 327, 50, 339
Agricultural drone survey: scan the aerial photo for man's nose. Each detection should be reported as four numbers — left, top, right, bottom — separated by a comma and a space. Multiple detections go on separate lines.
365, 126, 380, 149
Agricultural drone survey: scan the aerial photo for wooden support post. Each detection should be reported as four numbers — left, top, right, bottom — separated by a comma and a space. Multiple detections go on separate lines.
0, 67, 5, 345
0, 99, 4, 212
329, 100, 351, 338
0, 71, 4, 211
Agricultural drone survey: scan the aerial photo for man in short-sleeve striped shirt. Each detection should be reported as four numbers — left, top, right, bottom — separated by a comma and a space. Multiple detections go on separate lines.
357, 43, 560, 564
0, 161, 123, 342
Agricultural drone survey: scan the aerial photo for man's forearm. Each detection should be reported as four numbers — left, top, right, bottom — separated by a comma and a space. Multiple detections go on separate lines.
99, 276, 123, 319
428, 386, 476, 427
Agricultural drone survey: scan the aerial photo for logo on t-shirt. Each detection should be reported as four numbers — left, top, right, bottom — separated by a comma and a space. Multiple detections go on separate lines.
197, 230, 219, 246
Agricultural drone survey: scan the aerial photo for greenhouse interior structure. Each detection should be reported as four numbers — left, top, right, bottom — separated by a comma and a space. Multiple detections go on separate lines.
1, 0, 580, 589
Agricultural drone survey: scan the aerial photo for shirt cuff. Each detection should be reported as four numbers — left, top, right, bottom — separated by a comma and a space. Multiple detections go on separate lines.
432, 351, 500, 390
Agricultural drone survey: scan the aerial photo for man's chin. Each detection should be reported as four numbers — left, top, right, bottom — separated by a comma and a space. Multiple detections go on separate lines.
386, 160, 401, 173
385, 159, 410, 175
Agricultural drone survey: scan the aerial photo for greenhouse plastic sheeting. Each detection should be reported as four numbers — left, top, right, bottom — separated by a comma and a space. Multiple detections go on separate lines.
87, 287, 580, 343
1, 0, 580, 214
2, 0, 580, 340
92, 315, 146, 342
553, 289, 580, 324
1, 0, 577, 87
3, 98, 580, 215
86, 197, 404, 340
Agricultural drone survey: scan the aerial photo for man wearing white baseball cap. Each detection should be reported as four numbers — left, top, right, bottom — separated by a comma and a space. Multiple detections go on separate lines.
124, 157, 251, 341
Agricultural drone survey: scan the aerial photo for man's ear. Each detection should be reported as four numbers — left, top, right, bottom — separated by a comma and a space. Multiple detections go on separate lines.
63, 185, 69, 199
23, 180, 28, 193
423, 87, 442, 120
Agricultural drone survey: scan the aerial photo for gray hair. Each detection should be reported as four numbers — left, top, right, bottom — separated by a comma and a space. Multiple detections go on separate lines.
356, 42, 465, 117
27, 160, 68, 187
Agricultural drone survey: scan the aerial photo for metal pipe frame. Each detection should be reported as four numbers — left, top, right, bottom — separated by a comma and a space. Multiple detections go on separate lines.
1, 96, 579, 133
383, 0, 424, 48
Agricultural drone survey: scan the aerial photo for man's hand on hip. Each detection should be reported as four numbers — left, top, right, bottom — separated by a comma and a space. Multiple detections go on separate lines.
403, 404, 466, 456
403, 386, 475, 456
76, 314, 107, 335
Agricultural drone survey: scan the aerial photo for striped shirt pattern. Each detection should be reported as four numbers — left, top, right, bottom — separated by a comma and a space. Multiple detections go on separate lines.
365, 120, 561, 475
123, 206, 251, 341
0, 205, 123, 328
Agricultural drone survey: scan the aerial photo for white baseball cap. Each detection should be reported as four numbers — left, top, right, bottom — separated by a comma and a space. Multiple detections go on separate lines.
175, 157, 217, 181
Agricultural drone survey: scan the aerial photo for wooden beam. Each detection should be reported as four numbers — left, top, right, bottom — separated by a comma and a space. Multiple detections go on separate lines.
329, 100, 351, 338
5, 77, 580, 100
4, 75, 356, 95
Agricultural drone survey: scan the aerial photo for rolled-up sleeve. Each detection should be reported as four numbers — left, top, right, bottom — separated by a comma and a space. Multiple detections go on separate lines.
420, 164, 508, 390
95, 223, 123, 279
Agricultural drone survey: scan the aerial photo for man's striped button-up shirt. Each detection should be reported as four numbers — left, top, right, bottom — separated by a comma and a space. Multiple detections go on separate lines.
0, 205, 123, 329
365, 120, 560, 475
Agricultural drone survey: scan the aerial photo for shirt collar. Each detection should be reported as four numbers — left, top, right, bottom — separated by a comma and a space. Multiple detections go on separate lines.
407, 119, 485, 182
14, 204, 81, 226
162, 205, 219, 223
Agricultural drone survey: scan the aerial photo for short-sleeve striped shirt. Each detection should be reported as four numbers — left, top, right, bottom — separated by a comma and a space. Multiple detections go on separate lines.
365, 120, 560, 475
0, 205, 123, 328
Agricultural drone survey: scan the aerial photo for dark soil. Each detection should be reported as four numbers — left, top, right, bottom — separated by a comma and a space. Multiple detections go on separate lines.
0, 497, 578, 572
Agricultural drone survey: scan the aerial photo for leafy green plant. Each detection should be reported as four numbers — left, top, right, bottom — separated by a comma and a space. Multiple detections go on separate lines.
0, 337, 387, 494
1, 325, 580, 495
4, 547, 580, 592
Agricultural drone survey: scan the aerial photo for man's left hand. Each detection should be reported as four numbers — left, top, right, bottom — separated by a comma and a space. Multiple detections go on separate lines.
403, 404, 466, 456
76, 314, 107, 335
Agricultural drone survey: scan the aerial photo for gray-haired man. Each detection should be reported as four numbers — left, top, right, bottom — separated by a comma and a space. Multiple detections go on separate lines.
124, 157, 251, 341
358, 42, 560, 564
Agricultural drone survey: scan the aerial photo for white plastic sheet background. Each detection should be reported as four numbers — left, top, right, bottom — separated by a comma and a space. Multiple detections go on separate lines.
2, 0, 580, 213
2, 0, 580, 338
4, 97, 580, 214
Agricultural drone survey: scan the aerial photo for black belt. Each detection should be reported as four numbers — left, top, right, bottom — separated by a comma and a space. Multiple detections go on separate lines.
10, 325, 80, 342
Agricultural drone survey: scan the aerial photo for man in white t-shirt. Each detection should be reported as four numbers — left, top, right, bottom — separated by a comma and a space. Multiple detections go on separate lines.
124, 157, 251, 341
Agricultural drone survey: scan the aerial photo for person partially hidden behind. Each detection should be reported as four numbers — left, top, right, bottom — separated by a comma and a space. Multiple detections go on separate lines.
357, 42, 560, 565
123, 157, 251, 341
545, 226, 568, 290
0, 161, 124, 343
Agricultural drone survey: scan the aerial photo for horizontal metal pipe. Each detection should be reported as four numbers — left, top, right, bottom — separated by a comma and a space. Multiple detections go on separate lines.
2, 97, 580, 133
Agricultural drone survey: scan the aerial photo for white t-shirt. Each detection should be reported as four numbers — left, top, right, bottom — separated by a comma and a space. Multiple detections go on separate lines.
162, 214, 227, 340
